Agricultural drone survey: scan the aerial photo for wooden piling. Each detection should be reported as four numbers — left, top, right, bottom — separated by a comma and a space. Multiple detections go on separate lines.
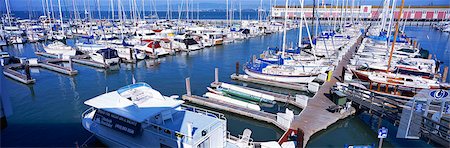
214, 68, 219, 83
428, 54, 432, 59
413, 40, 417, 48
24, 64, 31, 80
443, 66, 448, 83
185, 77, 192, 96
69, 58, 73, 71
235, 62, 240, 76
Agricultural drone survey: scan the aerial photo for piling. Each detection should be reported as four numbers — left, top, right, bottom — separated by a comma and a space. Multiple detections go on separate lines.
69, 58, 73, 71
129, 48, 133, 61
24, 64, 31, 80
428, 54, 432, 59
214, 68, 219, 83
185, 77, 192, 96
235, 62, 240, 76
443, 66, 448, 83
413, 40, 417, 48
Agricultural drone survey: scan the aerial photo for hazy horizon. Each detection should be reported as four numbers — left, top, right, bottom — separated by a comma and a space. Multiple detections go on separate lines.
1, 0, 448, 12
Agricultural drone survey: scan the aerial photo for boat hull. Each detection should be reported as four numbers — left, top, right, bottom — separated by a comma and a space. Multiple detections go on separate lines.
244, 69, 316, 83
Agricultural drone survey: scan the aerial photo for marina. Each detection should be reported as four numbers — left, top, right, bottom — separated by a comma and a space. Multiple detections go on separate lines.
1, 0, 450, 148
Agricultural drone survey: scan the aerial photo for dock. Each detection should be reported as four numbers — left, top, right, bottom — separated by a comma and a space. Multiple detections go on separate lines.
3, 64, 35, 84
181, 95, 287, 131
287, 33, 365, 147
35, 51, 108, 69
3, 58, 78, 84
181, 77, 293, 132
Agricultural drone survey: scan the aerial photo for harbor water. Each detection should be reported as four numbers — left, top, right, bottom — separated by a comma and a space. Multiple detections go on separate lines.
1, 26, 449, 147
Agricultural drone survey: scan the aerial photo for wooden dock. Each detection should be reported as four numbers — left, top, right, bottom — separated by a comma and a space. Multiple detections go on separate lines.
287, 34, 364, 147
181, 95, 288, 131
35, 52, 108, 68
230, 73, 308, 92
3, 64, 35, 84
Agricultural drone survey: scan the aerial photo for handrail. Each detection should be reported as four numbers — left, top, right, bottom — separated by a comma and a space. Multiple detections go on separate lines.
82, 107, 95, 118
181, 104, 227, 121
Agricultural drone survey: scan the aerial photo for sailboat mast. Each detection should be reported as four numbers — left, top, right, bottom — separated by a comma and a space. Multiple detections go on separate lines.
110, 0, 114, 21
281, 0, 289, 59
58, 0, 64, 36
142, 0, 145, 19
42, 0, 47, 17
386, 0, 405, 72
97, 0, 101, 19
298, 0, 304, 48
386, 0, 397, 47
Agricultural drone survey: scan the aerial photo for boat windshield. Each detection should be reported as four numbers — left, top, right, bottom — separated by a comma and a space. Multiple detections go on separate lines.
185, 38, 198, 45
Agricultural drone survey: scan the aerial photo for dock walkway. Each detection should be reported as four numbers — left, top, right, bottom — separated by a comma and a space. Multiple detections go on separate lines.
288, 34, 364, 147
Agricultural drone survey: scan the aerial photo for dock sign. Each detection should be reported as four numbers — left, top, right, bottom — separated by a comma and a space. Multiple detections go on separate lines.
378, 127, 388, 139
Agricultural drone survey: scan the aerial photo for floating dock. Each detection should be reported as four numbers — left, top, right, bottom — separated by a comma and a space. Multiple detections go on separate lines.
182, 95, 287, 131
3, 64, 35, 84
181, 77, 291, 131
35, 52, 108, 69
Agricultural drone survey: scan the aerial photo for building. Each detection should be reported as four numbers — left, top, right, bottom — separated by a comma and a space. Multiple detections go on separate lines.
270, 5, 450, 21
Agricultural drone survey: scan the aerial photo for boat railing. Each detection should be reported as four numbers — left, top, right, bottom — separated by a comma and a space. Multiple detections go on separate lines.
181, 104, 227, 121
81, 107, 95, 118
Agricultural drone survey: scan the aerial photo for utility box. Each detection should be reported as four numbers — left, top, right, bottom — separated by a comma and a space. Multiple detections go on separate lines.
332, 90, 347, 106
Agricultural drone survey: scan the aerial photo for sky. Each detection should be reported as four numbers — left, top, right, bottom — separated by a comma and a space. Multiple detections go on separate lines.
0, 0, 448, 12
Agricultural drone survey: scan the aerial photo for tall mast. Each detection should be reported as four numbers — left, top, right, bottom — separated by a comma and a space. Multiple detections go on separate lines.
314, 0, 319, 37
186, 0, 189, 20
97, 0, 101, 19
111, 0, 115, 20
50, 0, 55, 22
298, 0, 304, 48
4, 0, 12, 27
386, 0, 405, 72
281, 0, 289, 59
42, 0, 47, 16
386, 0, 397, 47
58, 0, 65, 36
142, 0, 145, 19
333, 0, 338, 31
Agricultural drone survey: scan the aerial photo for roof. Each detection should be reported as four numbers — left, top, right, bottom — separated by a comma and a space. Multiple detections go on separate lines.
84, 83, 184, 122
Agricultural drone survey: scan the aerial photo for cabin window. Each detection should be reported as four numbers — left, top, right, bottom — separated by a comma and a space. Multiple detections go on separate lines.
405, 79, 413, 82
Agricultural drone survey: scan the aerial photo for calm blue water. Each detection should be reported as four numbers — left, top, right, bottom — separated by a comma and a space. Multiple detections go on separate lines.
1, 26, 448, 147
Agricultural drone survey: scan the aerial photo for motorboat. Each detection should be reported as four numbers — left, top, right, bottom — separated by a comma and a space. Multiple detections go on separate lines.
43, 41, 76, 56
82, 83, 248, 148
89, 48, 120, 65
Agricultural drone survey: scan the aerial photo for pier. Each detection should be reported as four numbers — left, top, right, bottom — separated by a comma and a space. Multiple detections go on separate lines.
181, 77, 295, 132
3, 58, 78, 84
286, 32, 365, 147
35, 52, 109, 69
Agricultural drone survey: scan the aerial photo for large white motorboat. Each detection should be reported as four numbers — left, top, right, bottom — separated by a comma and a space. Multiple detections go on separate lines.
42, 41, 76, 56
82, 83, 250, 148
